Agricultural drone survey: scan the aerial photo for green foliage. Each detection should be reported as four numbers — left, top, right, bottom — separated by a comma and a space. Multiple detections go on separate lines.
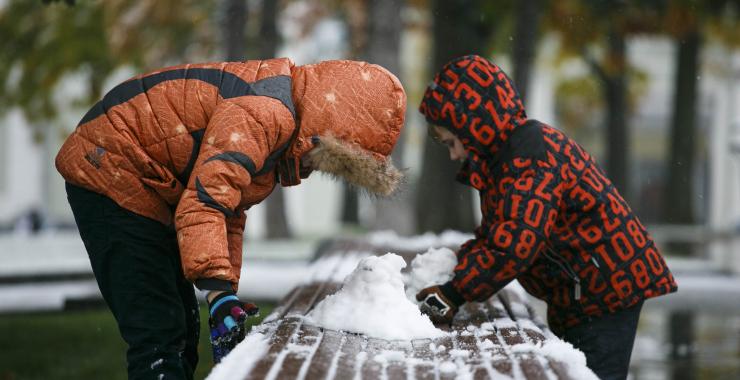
705, 0, 740, 46
555, 75, 602, 133
0, 303, 274, 380
554, 66, 648, 133
0, 0, 217, 124
0, 1, 112, 121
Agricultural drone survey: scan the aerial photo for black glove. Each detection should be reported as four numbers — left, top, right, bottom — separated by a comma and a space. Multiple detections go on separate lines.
207, 291, 259, 363
416, 284, 462, 325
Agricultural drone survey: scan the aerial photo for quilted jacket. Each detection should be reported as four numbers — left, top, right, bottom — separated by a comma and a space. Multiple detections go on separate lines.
419, 55, 676, 334
57, 58, 406, 290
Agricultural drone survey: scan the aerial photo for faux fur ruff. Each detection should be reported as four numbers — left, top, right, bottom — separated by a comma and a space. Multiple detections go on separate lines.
307, 135, 403, 197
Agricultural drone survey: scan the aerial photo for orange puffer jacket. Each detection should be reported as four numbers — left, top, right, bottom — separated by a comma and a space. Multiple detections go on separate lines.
56, 58, 406, 290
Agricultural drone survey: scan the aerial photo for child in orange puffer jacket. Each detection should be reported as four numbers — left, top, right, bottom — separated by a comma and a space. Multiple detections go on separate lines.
57, 58, 406, 378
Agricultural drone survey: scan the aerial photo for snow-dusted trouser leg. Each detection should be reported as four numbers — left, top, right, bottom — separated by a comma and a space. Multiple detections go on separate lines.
560, 301, 643, 380
66, 183, 201, 380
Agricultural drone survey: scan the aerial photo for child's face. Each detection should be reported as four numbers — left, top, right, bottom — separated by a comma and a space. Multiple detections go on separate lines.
431, 126, 467, 162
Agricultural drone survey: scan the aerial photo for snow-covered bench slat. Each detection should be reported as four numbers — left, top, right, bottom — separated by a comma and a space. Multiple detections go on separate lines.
209, 238, 596, 380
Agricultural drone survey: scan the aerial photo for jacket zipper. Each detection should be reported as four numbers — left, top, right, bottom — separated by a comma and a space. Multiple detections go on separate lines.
541, 246, 581, 301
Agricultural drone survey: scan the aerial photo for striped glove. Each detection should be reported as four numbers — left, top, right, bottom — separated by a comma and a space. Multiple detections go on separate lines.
207, 291, 259, 363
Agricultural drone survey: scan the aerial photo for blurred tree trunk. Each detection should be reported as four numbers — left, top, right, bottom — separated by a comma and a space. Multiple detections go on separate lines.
585, 25, 629, 200
512, 0, 541, 104
257, 0, 279, 60
665, 19, 700, 380
259, 0, 292, 239
339, 0, 369, 227
604, 28, 629, 200
416, 0, 491, 233
222, 0, 247, 61
664, 28, 700, 243
366, 0, 414, 234
669, 311, 696, 380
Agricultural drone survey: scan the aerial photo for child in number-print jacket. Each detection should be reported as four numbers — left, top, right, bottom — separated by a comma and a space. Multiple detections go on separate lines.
417, 55, 677, 336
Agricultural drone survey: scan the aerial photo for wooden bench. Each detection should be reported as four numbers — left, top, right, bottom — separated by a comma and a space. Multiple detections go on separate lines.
212, 238, 591, 380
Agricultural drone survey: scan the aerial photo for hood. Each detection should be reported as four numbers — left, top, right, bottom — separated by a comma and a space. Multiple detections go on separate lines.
285, 60, 406, 196
418, 55, 527, 158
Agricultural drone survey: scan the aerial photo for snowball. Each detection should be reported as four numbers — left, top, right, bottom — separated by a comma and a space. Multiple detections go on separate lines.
306, 253, 445, 340
404, 247, 457, 301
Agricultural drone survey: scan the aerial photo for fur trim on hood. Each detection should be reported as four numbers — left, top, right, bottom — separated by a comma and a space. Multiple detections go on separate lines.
307, 135, 403, 197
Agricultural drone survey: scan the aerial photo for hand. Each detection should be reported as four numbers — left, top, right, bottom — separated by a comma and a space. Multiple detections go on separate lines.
207, 291, 259, 363
416, 285, 459, 325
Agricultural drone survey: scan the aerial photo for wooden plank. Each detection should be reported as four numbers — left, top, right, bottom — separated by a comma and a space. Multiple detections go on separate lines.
283, 282, 326, 316
454, 302, 490, 329
433, 335, 456, 380
410, 339, 436, 380
454, 332, 488, 379
494, 317, 550, 380
522, 328, 546, 344
304, 329, 344, 379
271, 324, 323, 379
334, 332, 364, 380
477, 332, 514, 378
360, 338, 387, 378
246, 318, 302, 379
496, 292, 519, 321
264, 287, 300, 322
386, 341, 413, 379
497, 324, 526, 345
484, 296, 510, 319
315, 282, 342, 305
548, 359, 572, 379
515, 352, 549, 380
502, 288, 534, 320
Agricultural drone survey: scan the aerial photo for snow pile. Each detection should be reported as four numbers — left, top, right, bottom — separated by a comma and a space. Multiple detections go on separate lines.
306, 253, 445, 340
403, 247, 457, 301
205, 332, 270, 380
367, 230, 472, 251
511, 340, 598, 380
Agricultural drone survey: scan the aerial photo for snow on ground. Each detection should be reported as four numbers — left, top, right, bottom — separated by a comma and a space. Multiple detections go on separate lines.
0, 280, 100, 312
305, 253, 445, 340
366, 230, 472, 251
512, 340, 599, 380
205, 328, 271, 380
403, 246, 457, 301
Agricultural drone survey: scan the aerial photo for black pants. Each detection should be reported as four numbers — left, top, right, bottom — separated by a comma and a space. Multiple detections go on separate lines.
66, 183, 200, 380
560, 302, 643, 380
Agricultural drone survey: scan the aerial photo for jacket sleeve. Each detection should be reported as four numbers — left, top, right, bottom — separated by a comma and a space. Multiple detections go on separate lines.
175, 100, 275, 291
446, 161, 564, 303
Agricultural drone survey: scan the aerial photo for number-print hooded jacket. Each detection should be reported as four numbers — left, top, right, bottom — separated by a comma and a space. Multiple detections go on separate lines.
56, 58, 406, 291
419, 55, 676, 334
